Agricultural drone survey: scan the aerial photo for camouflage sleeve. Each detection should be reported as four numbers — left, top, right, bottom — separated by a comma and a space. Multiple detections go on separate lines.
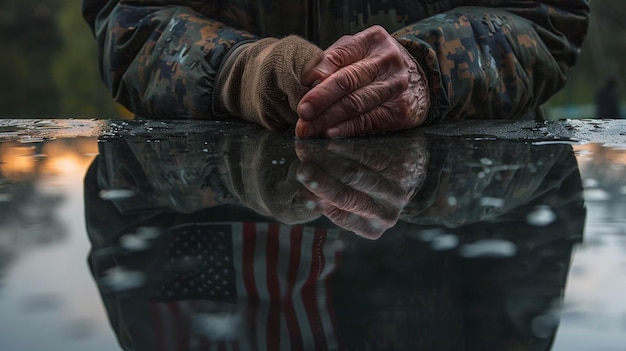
82, 1, 258, 119
392, 1, 590, 123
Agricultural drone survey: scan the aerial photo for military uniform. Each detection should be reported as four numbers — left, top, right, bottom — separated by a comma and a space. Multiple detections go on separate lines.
82, 0, 589, 123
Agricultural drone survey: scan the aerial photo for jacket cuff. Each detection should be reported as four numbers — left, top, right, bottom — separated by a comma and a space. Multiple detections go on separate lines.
211, 40, 256, 118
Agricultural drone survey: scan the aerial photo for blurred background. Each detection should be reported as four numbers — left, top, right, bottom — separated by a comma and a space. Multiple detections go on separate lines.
0, 0, 623, 119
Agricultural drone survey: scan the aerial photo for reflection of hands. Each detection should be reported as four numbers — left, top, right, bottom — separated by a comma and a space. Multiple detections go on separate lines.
294, 139, 428, 239
295, 25, 430, 138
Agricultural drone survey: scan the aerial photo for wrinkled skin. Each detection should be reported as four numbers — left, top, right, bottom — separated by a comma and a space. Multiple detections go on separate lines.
296, 25, 430, 138
294, 139, 428, 239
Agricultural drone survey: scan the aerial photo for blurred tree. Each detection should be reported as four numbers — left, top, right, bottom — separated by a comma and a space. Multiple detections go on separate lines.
0, 0, 62, 117
52, 0, 129, 118
546, 0, 626, 113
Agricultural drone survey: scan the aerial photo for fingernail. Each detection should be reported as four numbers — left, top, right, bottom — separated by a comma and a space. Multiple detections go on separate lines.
296, 121, 315, 138
296, 164, 314, 182
325, 127, 341, 139
298, 102, 315, 120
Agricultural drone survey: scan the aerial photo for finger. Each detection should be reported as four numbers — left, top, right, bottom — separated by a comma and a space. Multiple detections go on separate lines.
295, 131, 399, 174
297, 57, 383, 123
296, 146, 406, 203
302, 25, 394, 86
296, 80, 405, 139
296, 162, 393, 221
324, 140, 428, 198
322, 105, 411, 139
301, 34, 368, 87
325, 141, 397, 172
317, 201, 387, 240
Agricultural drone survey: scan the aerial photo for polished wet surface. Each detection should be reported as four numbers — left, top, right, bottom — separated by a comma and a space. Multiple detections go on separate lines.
0, 119, 625, 350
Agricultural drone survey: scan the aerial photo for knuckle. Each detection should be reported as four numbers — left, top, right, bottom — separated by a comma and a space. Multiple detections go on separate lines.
359, 59, 381, 80
363, 25, 388, 40
337, 190, 375, 215
370, 107, 396, 131
359, 227, 384, 240
323, 206, 352, 226
335, 67, 359, 92
380, 49, 404, 67
326, 46, 353, 67
340, 94, 365, 115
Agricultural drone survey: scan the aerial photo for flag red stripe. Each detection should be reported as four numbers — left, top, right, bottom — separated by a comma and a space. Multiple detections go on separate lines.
302, 228, 327, 350
150, 304, 166, 351
266, 223, 281, 350
168, 303, 191, 351
284, 225, 304, 349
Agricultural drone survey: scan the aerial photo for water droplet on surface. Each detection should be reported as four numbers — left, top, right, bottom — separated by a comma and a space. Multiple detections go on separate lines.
447, 196, 457, 206
479, 197, 504, 208
584, 188, 610, 201
431, 234, 459, 251
120, 234, 151, 251
526, 205, 557, 226
271, 157, 286, 165
411, 228, 445, 242
137, 226, 161, 240
531, 313, 559, 338
480, 157, 494, 166
459, 239, 517, 258
193, 312, 241, 340
99, 189, 137, 200
19, 137, 45, 144
102, 266, 146, 291
0, 193, 12, 202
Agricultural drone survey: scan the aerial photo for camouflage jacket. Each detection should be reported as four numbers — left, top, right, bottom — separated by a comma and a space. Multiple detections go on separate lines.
83, 0, 589, 123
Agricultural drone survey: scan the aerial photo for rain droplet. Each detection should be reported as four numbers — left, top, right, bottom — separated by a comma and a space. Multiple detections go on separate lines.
193, 312, 241, 340
479, 197, 504, 208
99, 189, 137, 200
431, 234, 459, 251
584, 188, 610, 201
102, 266, 146, 291
530, 313, 559, 338
526, 205, 557, 226
480, 157, 494, 166
583, 178, 599, 188
413, 228, 445, 242
120, 234, 150, 251
459, 239, 517, 258
137, 227, 161, 240
447, 196, 458, 206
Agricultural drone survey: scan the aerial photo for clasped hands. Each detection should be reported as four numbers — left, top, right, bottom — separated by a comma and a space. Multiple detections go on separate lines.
294, 139, 428, 239
217, 25, 430, 138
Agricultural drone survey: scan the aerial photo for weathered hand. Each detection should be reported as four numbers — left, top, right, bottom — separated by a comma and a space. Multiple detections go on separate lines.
295, 25, 430, 138
294, 139, 428, 239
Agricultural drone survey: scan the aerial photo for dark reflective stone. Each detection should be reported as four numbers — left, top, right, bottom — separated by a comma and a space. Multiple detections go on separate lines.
85, 124, 586, 350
